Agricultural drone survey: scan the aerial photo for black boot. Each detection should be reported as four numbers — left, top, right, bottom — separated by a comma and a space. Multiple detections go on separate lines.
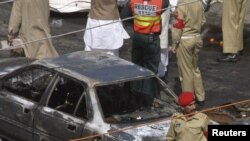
160, 69, 169, 83
196, 100, 205, 107
217, 53, 240, 63
238, 50, 243, 56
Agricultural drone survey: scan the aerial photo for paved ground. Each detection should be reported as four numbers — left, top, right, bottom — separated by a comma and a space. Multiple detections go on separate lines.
0, 2, 250, 112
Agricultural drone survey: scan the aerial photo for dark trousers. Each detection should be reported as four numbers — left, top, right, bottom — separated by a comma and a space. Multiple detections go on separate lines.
132, 32, 160, 73
131, 32, 160, 100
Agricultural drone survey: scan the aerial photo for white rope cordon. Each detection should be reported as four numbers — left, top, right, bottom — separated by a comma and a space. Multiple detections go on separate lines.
70, 99, 250, 141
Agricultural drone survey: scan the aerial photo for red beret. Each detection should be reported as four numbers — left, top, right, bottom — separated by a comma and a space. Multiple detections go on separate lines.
178, 92, 195, 107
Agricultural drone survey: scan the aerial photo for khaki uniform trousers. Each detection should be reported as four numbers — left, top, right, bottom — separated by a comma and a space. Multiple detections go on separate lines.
176, 35, 205, 101
222, 0, 248, 53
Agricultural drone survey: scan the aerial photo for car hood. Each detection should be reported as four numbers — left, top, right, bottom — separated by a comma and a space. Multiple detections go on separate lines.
107, 120, 171, 141
0, 57, 33, 76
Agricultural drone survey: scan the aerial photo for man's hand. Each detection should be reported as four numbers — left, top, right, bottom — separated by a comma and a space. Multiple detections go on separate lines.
7, 34, 14, 46
170, 46, 177, 54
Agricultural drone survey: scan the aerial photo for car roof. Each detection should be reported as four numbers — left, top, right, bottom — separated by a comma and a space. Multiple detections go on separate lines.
34, 51, 154, 84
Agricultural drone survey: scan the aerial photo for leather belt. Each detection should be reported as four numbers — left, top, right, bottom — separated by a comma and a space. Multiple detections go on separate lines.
181, 34, 200, 39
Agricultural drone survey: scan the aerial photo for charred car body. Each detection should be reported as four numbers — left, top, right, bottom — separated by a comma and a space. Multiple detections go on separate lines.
0, 51, 179, 141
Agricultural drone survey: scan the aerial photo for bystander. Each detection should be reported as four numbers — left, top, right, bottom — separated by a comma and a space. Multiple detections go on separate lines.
7, 0, 58, 59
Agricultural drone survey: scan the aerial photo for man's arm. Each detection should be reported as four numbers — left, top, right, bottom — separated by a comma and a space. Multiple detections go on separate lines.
8, 0, 22, 35
117, 0, 129, 7
120, 0, 132, 19
8, 0, 23, 45
171, 3, 185, 53
202, 115, 211, 139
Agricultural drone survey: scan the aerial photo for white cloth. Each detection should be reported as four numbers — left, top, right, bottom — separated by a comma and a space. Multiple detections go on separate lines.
157, 0, 178, 76
158, 8, 171, 77
159, 9, 170, 49
158, 48, 169, 77
169, 0, 178, 11
84, 18, 130, 51
202, 0, 211, 5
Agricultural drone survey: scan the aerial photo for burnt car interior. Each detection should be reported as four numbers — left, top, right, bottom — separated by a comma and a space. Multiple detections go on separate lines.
1, 68, 55, 102
0, 67, 88, 119
96, 78, 178, 123
47, 76, 87, 118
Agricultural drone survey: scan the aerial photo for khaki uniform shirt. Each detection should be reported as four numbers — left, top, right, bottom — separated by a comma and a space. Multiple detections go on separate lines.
172, 0, 205, 49
89, 0, 120, 20
166, 112, 210, 141
8, 0, 58, 59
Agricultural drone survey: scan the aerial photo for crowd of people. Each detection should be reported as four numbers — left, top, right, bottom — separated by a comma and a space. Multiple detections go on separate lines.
0, 0, 248, 140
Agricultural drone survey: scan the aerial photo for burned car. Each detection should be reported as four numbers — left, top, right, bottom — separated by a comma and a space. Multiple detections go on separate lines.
0, 51, 179, 141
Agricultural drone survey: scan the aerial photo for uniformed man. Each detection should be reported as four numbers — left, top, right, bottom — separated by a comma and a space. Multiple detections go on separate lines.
166, 92, 210, 141
217, 0, 249, 62
121, 0, 169, 73
171, 0, 209, 106
121, 0, 169, 101
7, 0, 58, 59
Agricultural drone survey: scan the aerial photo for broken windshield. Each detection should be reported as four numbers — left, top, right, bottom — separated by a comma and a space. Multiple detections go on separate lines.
95, 77, 179, 124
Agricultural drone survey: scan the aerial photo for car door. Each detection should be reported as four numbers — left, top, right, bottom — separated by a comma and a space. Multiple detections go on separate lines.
0, 67, 56, 141
33, 75, 90, 141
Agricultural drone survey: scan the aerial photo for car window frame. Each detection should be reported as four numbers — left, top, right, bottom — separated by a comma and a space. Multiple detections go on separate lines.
93, 75, 155, 121
93, 75, 178, 123
44, 72, 92, 120
0, 65, 57, 104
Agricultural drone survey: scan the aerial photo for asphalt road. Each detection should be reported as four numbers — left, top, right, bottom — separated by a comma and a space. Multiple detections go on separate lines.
0, 2, 250, 111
